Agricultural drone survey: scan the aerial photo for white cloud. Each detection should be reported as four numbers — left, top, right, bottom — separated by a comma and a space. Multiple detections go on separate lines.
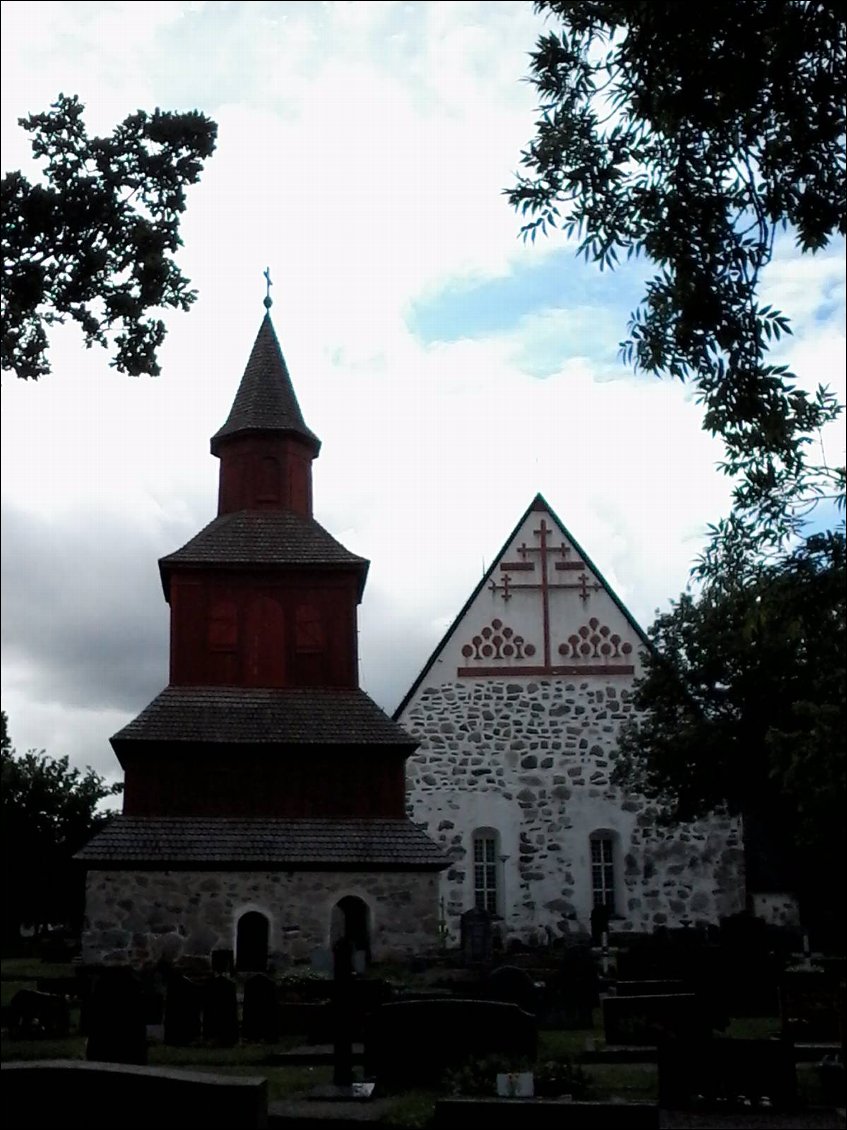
1, 1, 843, 779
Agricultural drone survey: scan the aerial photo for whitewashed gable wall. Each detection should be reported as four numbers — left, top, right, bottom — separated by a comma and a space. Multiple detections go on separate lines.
398, 499, 744, 947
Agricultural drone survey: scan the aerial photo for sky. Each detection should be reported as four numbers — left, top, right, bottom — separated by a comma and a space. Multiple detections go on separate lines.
1, 1, 845, 785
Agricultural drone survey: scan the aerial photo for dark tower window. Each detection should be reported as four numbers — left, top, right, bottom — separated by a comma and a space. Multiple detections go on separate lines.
257, 456, 280, 502
245, 596, 285, 686
236, 911, 269, 972
295, 604, 324, 653
208, 600, 238, 651
294, 602, 326, 685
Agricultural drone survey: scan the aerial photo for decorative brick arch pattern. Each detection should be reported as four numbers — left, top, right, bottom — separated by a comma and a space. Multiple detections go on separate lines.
558, 618, 634, 663
461, 619, 537, 663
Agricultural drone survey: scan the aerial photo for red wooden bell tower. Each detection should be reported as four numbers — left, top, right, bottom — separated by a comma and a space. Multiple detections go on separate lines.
112, 311, 415, 822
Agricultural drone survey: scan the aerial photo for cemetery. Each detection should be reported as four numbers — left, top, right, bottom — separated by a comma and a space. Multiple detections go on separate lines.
2, 919, 845, 1128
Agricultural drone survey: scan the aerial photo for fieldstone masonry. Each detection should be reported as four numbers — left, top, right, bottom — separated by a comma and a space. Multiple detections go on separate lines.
83, 870, 439, 967
397, 495, 747, 949
404, 678, 744, 947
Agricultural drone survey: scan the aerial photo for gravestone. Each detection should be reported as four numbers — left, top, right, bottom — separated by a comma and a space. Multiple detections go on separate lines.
36, 976, 80, 999
211, 948, 234, 976
780, 970, 841, 1043
331, 935, 355, 1088
8, 989, 70, 1039
461, 907, 493, 965
164, 974, 202, 1046
658, 1037, 797, 1111
718, 912, 780, 1016
2, 1061, 268, 1130
615, 941, 665, 982
590, 903, 612, 946
556, 944, 600, 1028
201, 976, 239, 1046
603, 993, 709, 1046
241, 973, 279, 1043
364, 998, 537, 1087
85, 969, 147, 1065
483, 965, 538, 1015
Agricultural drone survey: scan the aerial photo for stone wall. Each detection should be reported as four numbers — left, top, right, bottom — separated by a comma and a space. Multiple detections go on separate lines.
402, 678, 744, 946
82, 868, 440, 967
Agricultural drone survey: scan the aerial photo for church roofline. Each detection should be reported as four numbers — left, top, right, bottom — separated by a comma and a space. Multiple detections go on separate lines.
158, 509, 369, 600
111, 685, 417, 747
74, 815, 448, 870
392, 492, 654, 718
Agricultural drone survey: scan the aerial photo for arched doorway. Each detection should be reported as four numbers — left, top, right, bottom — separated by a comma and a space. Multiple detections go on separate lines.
330, 896, 371, 969
236, 911, 269, 972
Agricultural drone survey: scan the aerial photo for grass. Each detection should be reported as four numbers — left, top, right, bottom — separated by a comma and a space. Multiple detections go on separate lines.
726, 1015, 781, 1039
179, 1063, 335, 1101
584, 1062, 658, 1101
1, 1036, 86, 1061
538, 1025, 597, 1059
1, 956, 78, 982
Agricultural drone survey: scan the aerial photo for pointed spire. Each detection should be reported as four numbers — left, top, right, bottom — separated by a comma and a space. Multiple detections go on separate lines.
210, 314, 320, 456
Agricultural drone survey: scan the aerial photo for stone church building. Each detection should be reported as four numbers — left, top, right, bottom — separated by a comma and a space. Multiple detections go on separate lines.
77, 310, 446, 970
396, 494, 746, 948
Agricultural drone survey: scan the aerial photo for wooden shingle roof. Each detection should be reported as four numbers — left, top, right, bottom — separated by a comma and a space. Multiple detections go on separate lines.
210, 313, 320, 454
75, 816, 448, 870
160, 509, 367, 572
111, 686, 417, 747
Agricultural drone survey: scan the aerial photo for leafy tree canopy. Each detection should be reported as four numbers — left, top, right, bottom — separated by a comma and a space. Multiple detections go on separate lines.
2, 94, 217, 381
509, 1, 845, 556
1, 711, 122, 939
612, 531, 846, 933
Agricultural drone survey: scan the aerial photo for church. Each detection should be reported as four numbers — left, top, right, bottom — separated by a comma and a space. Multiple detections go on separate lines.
77, 307, 446, 971
395, 494, 747, 948
78, 303, 753, 971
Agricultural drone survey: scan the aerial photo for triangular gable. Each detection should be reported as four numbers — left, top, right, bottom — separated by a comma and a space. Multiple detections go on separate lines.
394, 493, 651, 717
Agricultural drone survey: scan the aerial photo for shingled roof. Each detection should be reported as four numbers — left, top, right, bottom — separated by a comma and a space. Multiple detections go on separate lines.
75, 816, 448, 870
210, 313, 320, 455
159, 510, 368, 597
111, 686, 417, 747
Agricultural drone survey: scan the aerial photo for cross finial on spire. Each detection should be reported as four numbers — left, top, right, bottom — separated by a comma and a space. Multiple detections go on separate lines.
263, 267, 273, 310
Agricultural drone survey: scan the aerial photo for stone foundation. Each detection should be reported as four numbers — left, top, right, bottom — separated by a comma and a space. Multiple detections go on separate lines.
82, 868, 440, 967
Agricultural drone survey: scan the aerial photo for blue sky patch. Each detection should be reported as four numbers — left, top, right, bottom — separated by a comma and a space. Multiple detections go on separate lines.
408, 248, 650, 376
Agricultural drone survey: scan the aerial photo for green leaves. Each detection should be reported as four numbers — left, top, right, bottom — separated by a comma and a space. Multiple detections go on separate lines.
1, 712, 123, 936
612, 531, 845, 892
1, 94, 217, 380
508, 2, 846, 551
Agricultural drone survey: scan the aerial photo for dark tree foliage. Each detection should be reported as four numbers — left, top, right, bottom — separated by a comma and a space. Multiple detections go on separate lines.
2, 94, 217, 381
612, 532, 846, 935
1, 711, 122, 942
509, 1, 845, 553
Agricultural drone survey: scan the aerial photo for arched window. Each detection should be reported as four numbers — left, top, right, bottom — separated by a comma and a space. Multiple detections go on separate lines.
236, 911, 269, 972
330, 895, 372, 968
589, 829, 618, 913
472, 828, 501, 915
